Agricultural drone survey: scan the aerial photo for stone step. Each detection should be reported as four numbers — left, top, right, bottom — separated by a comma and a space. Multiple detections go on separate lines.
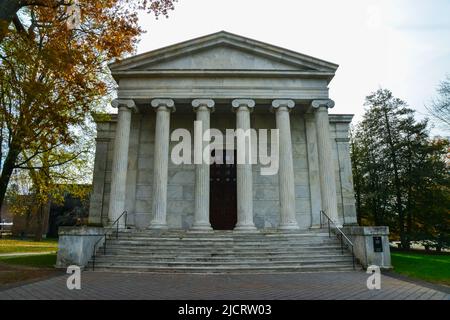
106, 241, 339, 247
100, 251, 349, 258
103, 244, 345, 250
122, 229, 329, 234
118, 233, 331, 239
93, 257, 354, 265
113, 237, 334, 243
87, 264, 355, 273
89, 261, 352, 268
90, 229, 356, 273
95, 252, 352, 260
106, 238, 341, 245
94, 251, 354, 259
100, 250, 347, 257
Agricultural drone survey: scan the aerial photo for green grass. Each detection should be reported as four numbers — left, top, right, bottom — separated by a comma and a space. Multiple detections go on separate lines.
391, 251, 450, 286
0, 253, 57, 268
0, 238, 58, 254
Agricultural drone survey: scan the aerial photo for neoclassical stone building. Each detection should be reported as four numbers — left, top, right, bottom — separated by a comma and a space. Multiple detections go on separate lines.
88, 31, 357, 231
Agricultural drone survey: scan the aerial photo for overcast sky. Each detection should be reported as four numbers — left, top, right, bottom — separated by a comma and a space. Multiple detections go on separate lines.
135, 0, 450, 133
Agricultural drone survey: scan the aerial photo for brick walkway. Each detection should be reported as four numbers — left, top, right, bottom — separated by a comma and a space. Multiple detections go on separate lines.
0, 271, 448, 300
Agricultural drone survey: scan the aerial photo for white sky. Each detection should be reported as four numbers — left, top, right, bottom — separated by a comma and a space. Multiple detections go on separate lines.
135, 0, 450, 133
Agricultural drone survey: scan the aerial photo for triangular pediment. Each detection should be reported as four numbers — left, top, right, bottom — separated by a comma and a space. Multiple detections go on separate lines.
129, 45, 308, 71
110, 31, 338, 73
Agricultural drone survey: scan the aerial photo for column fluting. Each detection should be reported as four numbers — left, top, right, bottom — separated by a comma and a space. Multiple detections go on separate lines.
108, 99, 136, 228
312, 99, 340, 226
272, 99, 299, 230
149, 99, 175, 229
191, 99, 215, 231
232, 99, 257, 232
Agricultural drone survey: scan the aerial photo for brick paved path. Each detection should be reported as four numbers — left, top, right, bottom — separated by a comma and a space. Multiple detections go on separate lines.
0, 271, 448, 300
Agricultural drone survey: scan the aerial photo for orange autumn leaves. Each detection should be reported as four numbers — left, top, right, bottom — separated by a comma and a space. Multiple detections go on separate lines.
0, 0, 177, 210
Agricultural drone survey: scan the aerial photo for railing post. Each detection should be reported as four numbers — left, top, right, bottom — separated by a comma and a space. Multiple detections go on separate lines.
328, 220, 331, 237
352, 246, 355, 270
319, 209, 356, 269
319, 211, 322, 228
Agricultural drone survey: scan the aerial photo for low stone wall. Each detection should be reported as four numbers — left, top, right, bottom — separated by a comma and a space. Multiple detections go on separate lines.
56, 226, 105, 269
342, 226, 392, 269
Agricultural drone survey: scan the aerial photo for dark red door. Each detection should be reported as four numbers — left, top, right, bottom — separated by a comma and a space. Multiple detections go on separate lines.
210, 150, 237, 230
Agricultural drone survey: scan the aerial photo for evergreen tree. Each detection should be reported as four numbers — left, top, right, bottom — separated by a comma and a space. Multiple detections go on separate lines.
351, 88, 450, 250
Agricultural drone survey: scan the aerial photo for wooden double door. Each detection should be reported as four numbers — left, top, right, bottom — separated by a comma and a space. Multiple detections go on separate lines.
209, 150, 237, 230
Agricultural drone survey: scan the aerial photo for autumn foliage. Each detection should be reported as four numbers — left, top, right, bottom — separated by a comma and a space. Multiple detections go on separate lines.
0, 0, 177, 237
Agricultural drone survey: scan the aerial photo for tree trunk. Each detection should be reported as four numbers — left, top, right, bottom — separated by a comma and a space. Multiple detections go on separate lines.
34, 205, 44, 242
405, 186, 413, 250
0, 143, 21, 209
0, 0, 22, 43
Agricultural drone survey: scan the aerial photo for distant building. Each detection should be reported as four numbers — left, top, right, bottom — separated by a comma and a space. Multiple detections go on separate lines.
10, 186, 90, 238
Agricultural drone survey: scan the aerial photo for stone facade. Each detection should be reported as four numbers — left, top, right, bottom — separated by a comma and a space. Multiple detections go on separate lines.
88, 31, 358, 231
89, 112, 357, 230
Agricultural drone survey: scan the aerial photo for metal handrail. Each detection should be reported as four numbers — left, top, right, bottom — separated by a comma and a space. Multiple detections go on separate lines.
320, 210, 356, 270
91, 211, 128, 271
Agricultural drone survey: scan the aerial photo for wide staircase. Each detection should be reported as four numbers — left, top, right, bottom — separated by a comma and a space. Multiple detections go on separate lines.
88, 229, 356, 273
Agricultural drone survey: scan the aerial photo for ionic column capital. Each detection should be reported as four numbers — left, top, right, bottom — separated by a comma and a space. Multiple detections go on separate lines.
232, 99, 255, 112
311, 99, 335, 110
111, 99, 138, 112
271, 99, 295, 113
151, 98, 176, 112
192, 99, 215, 112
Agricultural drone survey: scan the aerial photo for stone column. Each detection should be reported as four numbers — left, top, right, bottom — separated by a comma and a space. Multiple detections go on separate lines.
149, 99, 175, 229
191, 99, 215, 231
312, 99, 340, 226
272, 100, 299, 230
108, 99, 137, 227
232, 99, 257, 232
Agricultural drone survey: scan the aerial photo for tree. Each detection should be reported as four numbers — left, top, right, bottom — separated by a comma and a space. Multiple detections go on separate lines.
0, 0, 177, 228
411, 138, 450, 251
0, 0, 176, 43
6, 126, 93, 240
427, 75, 450, 131
351, 88, 450, 249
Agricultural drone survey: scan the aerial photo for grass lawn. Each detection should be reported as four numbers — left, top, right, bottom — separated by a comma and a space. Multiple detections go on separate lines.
0, 253, 57, 268
391, 251, 450, 286
0, 238, 58, 254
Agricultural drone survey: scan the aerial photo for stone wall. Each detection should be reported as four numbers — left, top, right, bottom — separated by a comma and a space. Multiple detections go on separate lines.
342, 226, 392, 269
329, 115, 358, 226
56, 226, 105, 268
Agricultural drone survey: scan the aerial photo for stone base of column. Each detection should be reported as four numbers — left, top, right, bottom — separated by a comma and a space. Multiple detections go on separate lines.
189, 223, 213, 232
234, 224, 258, 233
148, 221, 168, 229
278, 222, 300, 231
